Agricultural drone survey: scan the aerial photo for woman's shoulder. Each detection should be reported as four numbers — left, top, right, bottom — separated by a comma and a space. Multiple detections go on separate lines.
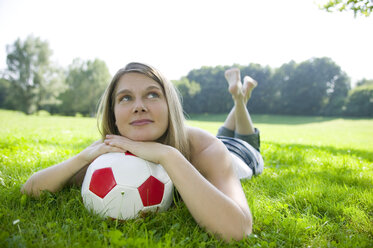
186, 126, 230, 175
186, 126, 217, 152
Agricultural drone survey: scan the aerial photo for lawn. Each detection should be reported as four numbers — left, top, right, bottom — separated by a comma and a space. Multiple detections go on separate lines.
0, 110, 372, 247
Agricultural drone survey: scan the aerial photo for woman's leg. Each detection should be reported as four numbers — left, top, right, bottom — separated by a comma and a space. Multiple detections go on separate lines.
219, 68, 263, 179
223, 68, 257, 135
222, 68, 240, 131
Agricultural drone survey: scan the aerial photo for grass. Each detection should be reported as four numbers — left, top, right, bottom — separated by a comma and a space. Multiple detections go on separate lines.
0, 109, 372, 247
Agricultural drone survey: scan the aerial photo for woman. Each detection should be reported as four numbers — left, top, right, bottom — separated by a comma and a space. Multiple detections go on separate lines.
21, 62, 264, 241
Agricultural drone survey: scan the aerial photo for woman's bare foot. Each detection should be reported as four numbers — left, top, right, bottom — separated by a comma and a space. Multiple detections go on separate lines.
225, 68, 243, 99
243, 76, 257, 103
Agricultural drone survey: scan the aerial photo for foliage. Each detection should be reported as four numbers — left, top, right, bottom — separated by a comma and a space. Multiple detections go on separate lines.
183, 57, 351, 116
186, 65, 233, 113
58, 58, 111, 116
320, 0, 373, 17
356, 78, 373, 87
240, 64, 274, 114
344, 83, 373, 117
0, 110, 372, 247
172, 77, 201, 97
172, 77, 201, 114
0, 34, 369, 117
275, 57, 350, 115
3, 35, 65, 114
0, 78, 11, 109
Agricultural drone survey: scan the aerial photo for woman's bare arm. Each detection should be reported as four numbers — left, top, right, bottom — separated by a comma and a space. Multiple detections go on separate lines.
105, 132, 252, 241
21, 140, 125, 197
168, 130, 252, 241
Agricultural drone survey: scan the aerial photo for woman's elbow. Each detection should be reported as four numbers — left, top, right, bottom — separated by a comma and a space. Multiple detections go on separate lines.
21, 177, 37, 197
239, 217, 253, 241
220, 214, 253, 242
233, 218, 253, 241
21, 175, 51, 198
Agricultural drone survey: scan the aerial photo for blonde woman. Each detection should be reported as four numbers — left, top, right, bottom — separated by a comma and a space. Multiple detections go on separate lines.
22, 63, 264, 241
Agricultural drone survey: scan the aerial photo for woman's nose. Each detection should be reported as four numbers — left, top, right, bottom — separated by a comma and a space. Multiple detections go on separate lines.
133, 100, 148, 113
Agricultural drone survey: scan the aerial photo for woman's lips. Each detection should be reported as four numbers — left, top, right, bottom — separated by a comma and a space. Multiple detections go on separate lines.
130, 119, 154, 126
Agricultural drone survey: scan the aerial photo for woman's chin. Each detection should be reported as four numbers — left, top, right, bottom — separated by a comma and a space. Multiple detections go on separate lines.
119, 129, 166, 142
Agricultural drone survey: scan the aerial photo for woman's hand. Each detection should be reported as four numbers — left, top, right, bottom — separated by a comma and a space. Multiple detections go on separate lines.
104, 135, 173, 165
78, 139, 127, 165
21, 139, 127, 197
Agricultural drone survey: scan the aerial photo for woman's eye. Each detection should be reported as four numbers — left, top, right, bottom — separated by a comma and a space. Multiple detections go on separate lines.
120, 95, 132, 102
147, 92, 159, 99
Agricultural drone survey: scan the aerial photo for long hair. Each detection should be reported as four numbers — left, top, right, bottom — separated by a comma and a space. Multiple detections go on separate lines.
97, 62, 191, 161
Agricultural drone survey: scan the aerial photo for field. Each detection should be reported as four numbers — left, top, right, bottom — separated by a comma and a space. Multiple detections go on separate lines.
0, 109, 372, 247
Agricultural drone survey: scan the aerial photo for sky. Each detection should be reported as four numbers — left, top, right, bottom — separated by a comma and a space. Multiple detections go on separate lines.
0, 0, 372, 85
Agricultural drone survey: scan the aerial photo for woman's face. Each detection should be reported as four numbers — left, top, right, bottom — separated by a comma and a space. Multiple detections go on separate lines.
113, 73, 169, 141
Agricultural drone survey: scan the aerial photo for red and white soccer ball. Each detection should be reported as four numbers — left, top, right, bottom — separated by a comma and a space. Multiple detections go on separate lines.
81, 152, 173, 220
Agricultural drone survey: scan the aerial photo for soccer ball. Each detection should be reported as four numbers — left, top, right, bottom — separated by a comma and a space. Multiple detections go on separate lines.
81, 152, 173, 220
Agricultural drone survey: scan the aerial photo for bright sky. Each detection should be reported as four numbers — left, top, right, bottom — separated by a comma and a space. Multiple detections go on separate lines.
0, 0, 372, 84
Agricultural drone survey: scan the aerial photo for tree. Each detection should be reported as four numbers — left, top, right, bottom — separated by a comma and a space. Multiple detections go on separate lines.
270, 61, 297, 114
183, 64, 275, 114
0, 78, 11, 109
172, 77, 201, 114
187, 66, 233, 114
4, 35, 65, 114
321, 71, 350, 115
276, 57, 350, 115
172, 58, 352, 116
344, 84, 373, 116
356, 78, 373, 86
320, 0, 373, 17
240, 64, 273, 114
58, 58, 111, 116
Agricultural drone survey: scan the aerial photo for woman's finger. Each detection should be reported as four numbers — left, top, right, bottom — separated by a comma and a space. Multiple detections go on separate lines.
100, 142, 125, 153
92, 140, 102, 145
107, 145, 126, 154
105, 134, 123, 141
104, 137, 133, 150
105, 140, 128, 151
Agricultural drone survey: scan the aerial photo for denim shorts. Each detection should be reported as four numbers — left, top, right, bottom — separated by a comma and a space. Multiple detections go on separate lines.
217, 126, 263, 176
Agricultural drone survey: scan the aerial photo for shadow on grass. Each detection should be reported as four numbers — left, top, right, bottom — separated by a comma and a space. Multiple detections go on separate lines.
187, 113, 346, 125
264, 142, 373, 162
0, 137, 95, 152
258, 142, 373, 201
264, 161, 373, 191
311, 167, 373, 189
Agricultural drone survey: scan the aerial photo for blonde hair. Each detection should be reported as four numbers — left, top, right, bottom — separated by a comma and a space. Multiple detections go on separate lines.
97, 62, 191, 161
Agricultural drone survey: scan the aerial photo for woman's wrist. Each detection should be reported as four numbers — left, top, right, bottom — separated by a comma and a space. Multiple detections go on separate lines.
75, 150, 92, 167
158, 145, 180, 166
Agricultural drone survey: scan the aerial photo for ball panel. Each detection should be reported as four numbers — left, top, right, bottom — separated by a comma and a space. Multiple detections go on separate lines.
142, 205, 160, 213
89, 167, 117, 199
138, 176, 164, 207
81, 153, 115, 195
111, 156, 150, 187
160, 181, 174, 211
147, 161, 171, 184
103, 185, 144, 219
125, 151, 135, 156
91, 153, 123, 169
82, 190, 106, 216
